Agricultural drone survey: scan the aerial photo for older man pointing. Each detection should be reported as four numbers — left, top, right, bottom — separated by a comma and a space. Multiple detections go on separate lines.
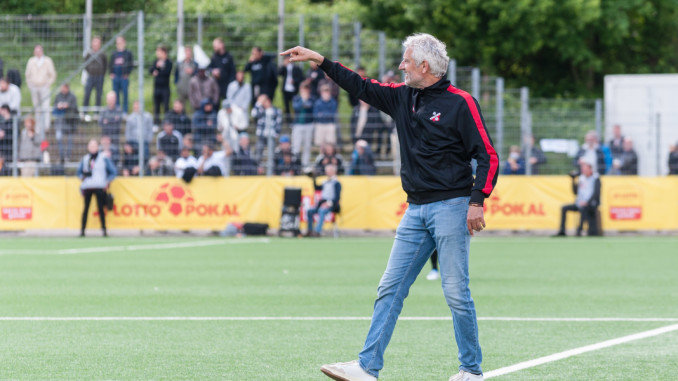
282, 33, 498, 381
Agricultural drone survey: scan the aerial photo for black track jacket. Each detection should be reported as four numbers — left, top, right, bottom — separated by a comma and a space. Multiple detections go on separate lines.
320, 58, 499, 205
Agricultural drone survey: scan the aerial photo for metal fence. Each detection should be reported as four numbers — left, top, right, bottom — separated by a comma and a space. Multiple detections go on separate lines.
0, 11, 606, 179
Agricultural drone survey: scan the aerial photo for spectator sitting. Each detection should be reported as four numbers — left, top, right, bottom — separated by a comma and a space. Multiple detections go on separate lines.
305, 163, 341, 237
121, 142, 140, 176
608, 124, 624, 158
175, 46, 198, 107
146, 150, 174, 176
83, 36, 107, 108
99, 135, 119, 166
245, 46, 278, 103
189, 68, 219, 110
99, 91, 124, 147
612, 138, 638, 175
182, 134, 195, 156
226, 70, 252, 113
314, 143, 344, 175
125, 100, 154, 160
192, 98, 218, 149
273, 135, 301, 176
149, 44, 173, 124
502, 145, 526, 175
197, 144, 226, 176
52, 83, 79, 162
0, 105, 14, 160
669, 143, 678, 175
313, 85, 338, 147
0, 77, 21, 115
18, 116, 41, 177
164, 100, 192, 136
251, 94, 282, 160
554, 160, 601, 237
110, 36, 134, 112
574, 130, 606, 175
291, 82, 315, 166
156, 121, 183, 160
349, 139, 376, 175
217, 99, 248, 150
232, 132, 259, 176
525, 135, 547, 174
208, 37, 236, 103
174, 147, 198, 181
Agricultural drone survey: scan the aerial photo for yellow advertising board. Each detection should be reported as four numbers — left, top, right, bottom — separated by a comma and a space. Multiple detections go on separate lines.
0, 176, 676, 231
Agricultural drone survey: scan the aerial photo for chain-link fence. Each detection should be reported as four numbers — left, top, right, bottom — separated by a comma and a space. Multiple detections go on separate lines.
0, 11, 605, 179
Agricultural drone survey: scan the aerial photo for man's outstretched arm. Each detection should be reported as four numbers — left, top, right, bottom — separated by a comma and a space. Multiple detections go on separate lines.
280, 46, 402, 115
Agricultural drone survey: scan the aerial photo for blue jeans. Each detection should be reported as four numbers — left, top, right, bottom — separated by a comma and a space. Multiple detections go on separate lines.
358, 196, 482, 377
112, 76, 129, 113
306, 206, 332, 233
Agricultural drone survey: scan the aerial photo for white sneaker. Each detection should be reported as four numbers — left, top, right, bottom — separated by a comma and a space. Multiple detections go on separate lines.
320, 360, 376, 381
449, 370, 484, 381
426, 268, 440, 280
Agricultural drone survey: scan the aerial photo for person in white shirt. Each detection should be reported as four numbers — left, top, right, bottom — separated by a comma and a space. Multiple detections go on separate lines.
217, 99, 249, 150
174, 147, 198, 181
25, 45, 56, 136
197, 144, 227, 176
0, 78, 21, 115
226, 70, 252, 113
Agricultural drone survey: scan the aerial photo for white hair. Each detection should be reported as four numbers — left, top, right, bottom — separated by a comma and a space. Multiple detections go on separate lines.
402, 33, 449, 78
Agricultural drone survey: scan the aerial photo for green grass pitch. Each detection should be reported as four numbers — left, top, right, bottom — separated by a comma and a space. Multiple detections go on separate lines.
0, 236, 676, 379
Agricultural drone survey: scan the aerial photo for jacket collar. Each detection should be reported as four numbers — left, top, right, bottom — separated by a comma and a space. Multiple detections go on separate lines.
420, 77, 450, 94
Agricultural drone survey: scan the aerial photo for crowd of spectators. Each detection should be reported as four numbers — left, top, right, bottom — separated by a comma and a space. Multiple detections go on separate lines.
0, 38, 405, 178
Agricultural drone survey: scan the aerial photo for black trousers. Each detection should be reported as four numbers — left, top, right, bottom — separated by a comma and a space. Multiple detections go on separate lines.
153, 86, 171, 124
430, 249, 438, 270
82, 188, 107, 233
559, 203, 599, 236
84, 75, 104, 107
282, 91, 296, 122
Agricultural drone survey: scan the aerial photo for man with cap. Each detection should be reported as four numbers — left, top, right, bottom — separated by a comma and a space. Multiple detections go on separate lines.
554, 159, 601, 237
273, 134, 301, 176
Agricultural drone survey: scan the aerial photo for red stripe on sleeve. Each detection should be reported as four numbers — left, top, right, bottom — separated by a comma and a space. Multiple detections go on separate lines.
447, 85, 499, 195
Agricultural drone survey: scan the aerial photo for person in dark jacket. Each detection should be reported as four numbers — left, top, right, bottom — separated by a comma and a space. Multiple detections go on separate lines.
149, 45, 173, 124
502, 145, 526, 175
574, 130, 607, 175
278, 55, 304, 121
554, 160, 601, 237
291, 82, 315, 166
77, 139, 116, 237
608, 124, 624, 159
0, 105, 13, 160
525, 135, 547, 174
192, 98, 218, 149
612, 138, 638, 175
349, 139, 376, 175
245, 46, 278, 104
314, 143, 344, 176
156, 121, 183, 161
305, 163, 341, 237
164, 100, 192, 137
83, 36, 107, 107
232, 133, 258, 176
110, 36, 133, 112
273, 135, 301, 176
307, 61, 324, 99
53, 83, 79, 162
669, 143, 678, 175
283, 33, 498, 381
208, 38, 236, 102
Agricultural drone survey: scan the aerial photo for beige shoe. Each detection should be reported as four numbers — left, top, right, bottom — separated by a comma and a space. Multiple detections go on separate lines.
320, 360, 376, 381
449, 370, 484, 381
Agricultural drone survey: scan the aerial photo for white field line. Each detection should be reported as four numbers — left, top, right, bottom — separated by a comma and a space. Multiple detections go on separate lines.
0, 238, 270, 255
485, 323, 678, 379
0, 316, 675, 322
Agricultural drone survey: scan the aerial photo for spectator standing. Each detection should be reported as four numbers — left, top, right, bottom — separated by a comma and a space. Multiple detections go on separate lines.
314, 143, 344, 175
147, 150, 174, 176
110, 36, 134, 112
125, 100, 154, 160
226, 70, 252, 113
197, 144, 227, 176
83, 36, 107, 108
149, 45, 173, 124
612, 138, 638, 175
217, 99, 248, 150
232, 133, 258, 176
0, 78, 21, 115
307, 61, 324, 98
251, 94, 282, 160
278, 55, 304, 121
77, 139, 116, 237
0, 105, 13, 160
18, 116, 41, 176
175, 46, 198, 107
164, 100, 192, 137
313, 85, 338, 147
25, 44, 56, 136
192, 99, 218, 148
305, 163, 341, 237
273, 135, 301, 176
349, 139, 376, 175
189, 68, 219, 110
245, 46, 278, 103
668, 143, 678, 175
291, 82, 315, 166
608, 124, 624, 158
174, 146, 198, 180
157, 121, 183, 161
502, 145, 526, 175
52, 83, 79, 162
208, 38, 236, 103
525, 135, 547, 174
99, 91, 124, 148
574, 130, 606, 175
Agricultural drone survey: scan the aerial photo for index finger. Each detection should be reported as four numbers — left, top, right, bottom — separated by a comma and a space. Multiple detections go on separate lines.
279, 47, 298, 56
